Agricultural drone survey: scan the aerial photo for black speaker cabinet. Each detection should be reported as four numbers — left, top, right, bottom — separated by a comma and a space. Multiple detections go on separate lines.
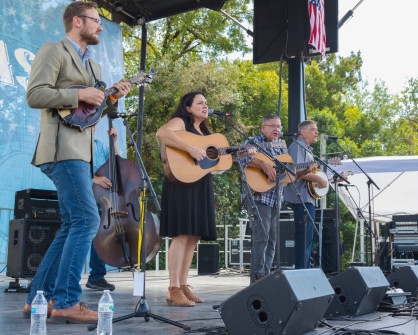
314, 209, 341, 274
279, 211, 295, 269
326, 267, 389, 317
253, 0, 338, 64
197, 243, 219, 275
387, 266, 418, 297
219, 269, 334, 335
7, 219, 61, 278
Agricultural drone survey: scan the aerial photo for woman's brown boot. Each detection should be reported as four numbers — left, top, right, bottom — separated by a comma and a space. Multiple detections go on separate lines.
181, 285, 204, 303
166, 286, 195, 307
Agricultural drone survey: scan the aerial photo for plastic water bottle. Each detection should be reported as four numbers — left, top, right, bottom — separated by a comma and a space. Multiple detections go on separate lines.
97, 290, 113, 335
30, 290, 47, 335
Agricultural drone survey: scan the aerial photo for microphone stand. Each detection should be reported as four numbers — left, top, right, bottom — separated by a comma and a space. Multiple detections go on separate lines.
89, 115, 190, 332
331, 139, 379, 266
233, 151, 265, 277
337, 183, 376, 264
215, 115, 296, 274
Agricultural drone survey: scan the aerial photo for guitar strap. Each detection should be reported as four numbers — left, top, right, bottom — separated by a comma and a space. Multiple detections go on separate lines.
87, 60, 99, 85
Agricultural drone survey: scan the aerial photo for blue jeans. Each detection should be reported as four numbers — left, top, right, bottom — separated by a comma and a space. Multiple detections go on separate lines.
290, 203, 315, 269
88, 244, 106, 282
248, 201, 277, 280
26, 160, 100, 309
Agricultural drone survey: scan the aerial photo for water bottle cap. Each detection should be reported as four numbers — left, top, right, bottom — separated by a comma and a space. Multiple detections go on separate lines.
36, 290, 44, 294
104, 290, 110, 293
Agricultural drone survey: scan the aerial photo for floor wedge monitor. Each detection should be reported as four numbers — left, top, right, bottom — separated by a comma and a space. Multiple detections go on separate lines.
219, 268, 334, 335
387, 265, 418, 297
326, 266, 389, 317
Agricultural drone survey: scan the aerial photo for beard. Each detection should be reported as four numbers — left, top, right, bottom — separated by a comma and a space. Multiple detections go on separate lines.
80, 26, 100, 45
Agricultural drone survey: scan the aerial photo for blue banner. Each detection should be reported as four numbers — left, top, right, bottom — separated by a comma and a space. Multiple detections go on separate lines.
0, 0, 125, 263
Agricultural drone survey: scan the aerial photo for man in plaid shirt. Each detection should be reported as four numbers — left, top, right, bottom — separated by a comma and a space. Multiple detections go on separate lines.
239, 114, 287, 284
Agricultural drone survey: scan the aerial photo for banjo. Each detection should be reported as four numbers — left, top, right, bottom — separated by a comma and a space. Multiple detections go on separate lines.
307, 167, 353, 199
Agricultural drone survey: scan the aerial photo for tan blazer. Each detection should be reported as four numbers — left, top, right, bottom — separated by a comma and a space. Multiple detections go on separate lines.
27, 37, 116, 168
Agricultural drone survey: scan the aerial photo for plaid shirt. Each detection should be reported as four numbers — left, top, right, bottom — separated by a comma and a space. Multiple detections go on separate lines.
239, 133, 287, 208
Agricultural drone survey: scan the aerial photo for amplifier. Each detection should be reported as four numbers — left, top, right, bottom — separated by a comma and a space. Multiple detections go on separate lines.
14, 189, 60, 220
393, 243, 418, 253
390, 215, 418, 234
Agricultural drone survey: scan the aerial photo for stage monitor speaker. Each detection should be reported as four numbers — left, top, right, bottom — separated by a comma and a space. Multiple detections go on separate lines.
219, 269, 334, 335
387, 265, 418, 297
7, 219, 61, 278
197, 243, 219, 275
253, 0, 338, 64
326, 267, 389, 317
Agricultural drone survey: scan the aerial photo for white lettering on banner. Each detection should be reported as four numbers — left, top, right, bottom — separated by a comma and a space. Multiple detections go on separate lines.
15, 48, 34, 90
0, 40, 15, 87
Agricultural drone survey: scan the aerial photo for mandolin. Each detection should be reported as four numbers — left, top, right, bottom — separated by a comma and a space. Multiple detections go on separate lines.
56, 69, 156, 131
160, 131, 287, 184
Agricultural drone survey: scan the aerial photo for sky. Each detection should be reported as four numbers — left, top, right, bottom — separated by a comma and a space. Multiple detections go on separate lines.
338, 0, 418, 93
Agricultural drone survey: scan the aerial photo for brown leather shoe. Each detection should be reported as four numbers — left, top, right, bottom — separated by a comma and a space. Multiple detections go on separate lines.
23, 300, 55, 319
50, 302, 98, 324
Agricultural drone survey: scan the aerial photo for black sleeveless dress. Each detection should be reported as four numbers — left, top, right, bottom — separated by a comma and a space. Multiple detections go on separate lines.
160, 117, 217, 241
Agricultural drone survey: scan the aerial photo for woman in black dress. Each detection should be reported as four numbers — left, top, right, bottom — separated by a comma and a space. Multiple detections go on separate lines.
156, 91, 214, 307
157, 91, 255, 307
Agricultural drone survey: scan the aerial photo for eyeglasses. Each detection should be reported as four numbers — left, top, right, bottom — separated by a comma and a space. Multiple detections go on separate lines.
78, 15, 102, 26
264, 124, 282, 130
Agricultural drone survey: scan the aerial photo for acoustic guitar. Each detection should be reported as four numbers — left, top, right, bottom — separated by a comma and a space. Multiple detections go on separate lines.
56, 69, 156, 131
160, 132, 287, 184
245, 153, 341, 194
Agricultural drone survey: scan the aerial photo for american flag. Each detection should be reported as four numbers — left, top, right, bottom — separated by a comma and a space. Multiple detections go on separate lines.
308, 0, 326, 59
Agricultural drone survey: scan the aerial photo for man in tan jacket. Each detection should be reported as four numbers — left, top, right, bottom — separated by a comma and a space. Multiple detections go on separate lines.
23, 1, 130, 323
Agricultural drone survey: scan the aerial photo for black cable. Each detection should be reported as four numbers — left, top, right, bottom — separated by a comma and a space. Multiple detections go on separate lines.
183, 325, 228, 334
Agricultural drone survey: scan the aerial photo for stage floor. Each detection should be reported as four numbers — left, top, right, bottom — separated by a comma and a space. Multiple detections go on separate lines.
1, 269, 417, 335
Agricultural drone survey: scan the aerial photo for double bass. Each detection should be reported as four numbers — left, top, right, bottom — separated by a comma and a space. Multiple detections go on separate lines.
92, 117, 161, 267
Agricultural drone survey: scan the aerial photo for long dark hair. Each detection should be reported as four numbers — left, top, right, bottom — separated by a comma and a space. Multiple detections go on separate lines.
170, 91, 210, 133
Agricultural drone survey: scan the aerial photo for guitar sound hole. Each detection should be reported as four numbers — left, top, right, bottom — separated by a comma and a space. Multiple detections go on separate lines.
206, 146, 219, 160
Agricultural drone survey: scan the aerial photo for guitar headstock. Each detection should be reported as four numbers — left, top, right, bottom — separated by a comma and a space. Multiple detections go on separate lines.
129, 68, 157, 86
329, 157, 342, 166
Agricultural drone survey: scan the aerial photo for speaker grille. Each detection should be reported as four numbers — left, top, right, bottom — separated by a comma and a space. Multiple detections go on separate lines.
7, 219, 61, 278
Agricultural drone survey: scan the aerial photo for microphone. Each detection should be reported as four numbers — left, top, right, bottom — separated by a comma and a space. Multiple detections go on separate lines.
338, 183, 354, 187
208, 108, 234, 117
108, 112, 138, 119
324, 135, 344, 140
279, 132, 299, 136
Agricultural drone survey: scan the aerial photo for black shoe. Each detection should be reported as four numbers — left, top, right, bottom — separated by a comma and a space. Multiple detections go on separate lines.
86, 278, 115, 291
